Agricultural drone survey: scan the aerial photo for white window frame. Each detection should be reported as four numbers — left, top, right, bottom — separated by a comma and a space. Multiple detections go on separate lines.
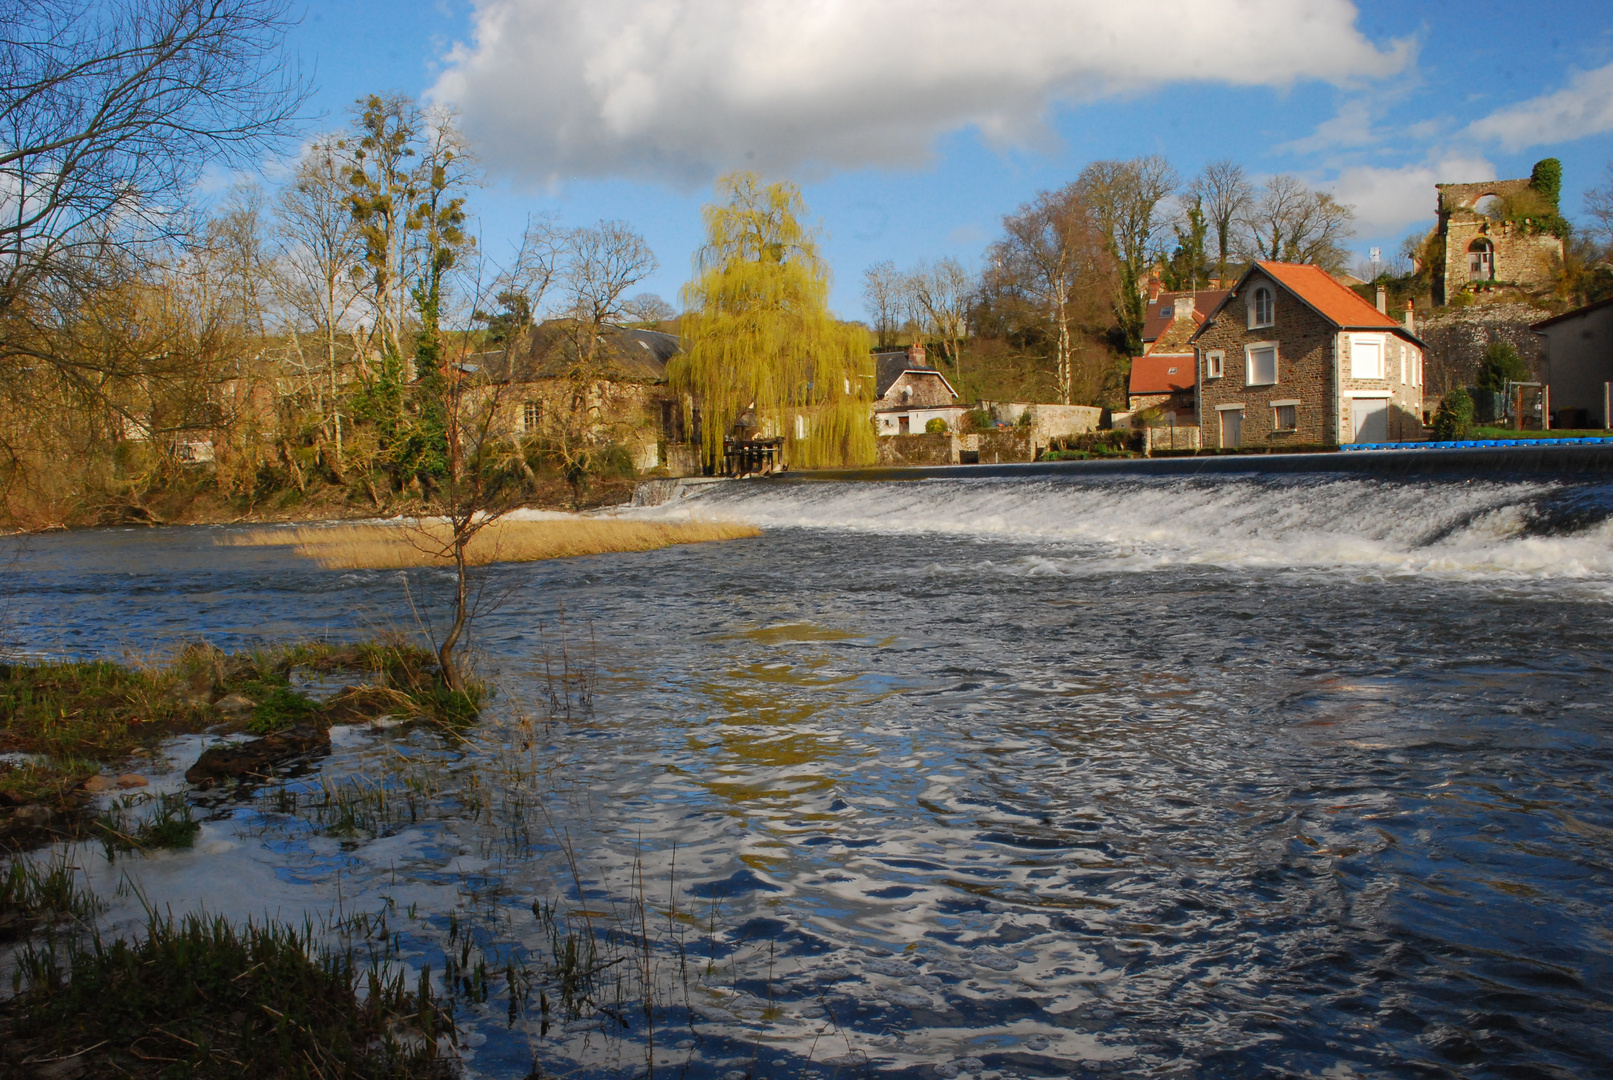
1248, 286, 1275, 329
1349, 334, 1385, 380
1245, 341, 1279, 386
1204, 349, 1225, 379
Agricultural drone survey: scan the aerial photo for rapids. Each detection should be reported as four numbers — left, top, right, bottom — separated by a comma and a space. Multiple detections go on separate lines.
4, 460, 1613, 1079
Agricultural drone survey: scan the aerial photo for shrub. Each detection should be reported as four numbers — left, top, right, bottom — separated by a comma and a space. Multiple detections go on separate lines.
924, 417, 948, 434
1431, 388, 1475, 440
1477, 341, 1530, 392
962, 408, 992, 433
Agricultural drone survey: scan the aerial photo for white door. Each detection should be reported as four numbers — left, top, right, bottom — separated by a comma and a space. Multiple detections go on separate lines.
1351, 398, 1388, 443
1220, 409, 1242, 448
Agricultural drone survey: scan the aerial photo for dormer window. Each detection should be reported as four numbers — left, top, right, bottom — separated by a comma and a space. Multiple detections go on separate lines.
1248, 286, 1274, 329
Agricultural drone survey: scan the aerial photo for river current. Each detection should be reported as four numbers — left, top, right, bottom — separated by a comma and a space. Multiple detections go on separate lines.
5, 464, 1613, 1079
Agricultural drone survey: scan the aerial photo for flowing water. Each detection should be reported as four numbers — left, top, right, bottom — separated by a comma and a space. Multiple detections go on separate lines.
5, 461, 1613, 1079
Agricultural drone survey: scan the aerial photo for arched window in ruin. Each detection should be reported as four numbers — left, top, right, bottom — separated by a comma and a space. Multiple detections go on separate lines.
1467, 237, 1495, 281
1473, 194, 1504, 218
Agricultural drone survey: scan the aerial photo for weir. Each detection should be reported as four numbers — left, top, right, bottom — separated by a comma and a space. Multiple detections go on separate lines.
776, 441, 1613, 482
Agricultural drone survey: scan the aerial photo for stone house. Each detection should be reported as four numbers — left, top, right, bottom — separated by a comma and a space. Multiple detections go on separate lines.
1531, 296, 1613, 429
1433, 178, 1563, 305
1127, 353, 1195, 417
873, 343, 963, 435
478, 319, 699, 474
1191, 262, 1427, 448
1140, 289, 1229, 354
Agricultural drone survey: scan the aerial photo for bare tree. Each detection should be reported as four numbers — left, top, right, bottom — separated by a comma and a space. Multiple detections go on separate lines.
862, 260, 902, 350
1076, 156, 1178, 352
621, 292, 675, 323
1239, 175, 1356, 273
987, 185, 1114, 404
907, 257, 973, 382
0, 0, 305, 401
546, 221, 655, 502
1585, 162, 1613, 250
275, 134, 365, 470
1190, 160, 1254, 284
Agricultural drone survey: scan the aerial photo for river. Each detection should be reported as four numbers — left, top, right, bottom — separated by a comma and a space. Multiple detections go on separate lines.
5, 456, 1613, 1079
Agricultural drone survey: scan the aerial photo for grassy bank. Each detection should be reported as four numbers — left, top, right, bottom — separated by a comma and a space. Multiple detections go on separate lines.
227, 517, 762, 570
0, 641, 474, 849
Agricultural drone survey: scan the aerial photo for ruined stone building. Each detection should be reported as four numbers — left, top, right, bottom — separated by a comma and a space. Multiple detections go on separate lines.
1433, 178, 1563, 305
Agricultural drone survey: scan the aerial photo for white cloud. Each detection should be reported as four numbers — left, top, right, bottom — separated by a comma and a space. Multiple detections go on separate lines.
1464, 61, 1613, 150
430, 0, 1409, 184
1328, 154, 1495, 238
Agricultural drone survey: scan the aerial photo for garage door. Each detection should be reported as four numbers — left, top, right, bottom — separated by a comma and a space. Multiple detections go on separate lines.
1351, 398, 1388, 443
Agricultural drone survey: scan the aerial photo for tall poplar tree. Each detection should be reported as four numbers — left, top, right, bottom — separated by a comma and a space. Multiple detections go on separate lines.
672, 174, 873, 470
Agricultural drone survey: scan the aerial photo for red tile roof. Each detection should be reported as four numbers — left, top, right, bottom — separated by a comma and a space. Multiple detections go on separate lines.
1129, 353, 1195, 395
1254, 262, 1404, 332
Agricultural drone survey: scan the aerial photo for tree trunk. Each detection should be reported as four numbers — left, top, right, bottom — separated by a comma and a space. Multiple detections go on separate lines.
437, 532, 470, 693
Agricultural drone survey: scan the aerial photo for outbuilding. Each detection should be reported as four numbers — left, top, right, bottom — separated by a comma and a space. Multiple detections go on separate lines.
1530, 297, 1613, 429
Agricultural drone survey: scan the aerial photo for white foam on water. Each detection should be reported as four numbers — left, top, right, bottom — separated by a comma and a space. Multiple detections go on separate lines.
632, 475, 1613, 584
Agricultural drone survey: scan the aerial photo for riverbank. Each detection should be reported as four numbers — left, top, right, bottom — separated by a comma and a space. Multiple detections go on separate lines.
0, 641, 472, 851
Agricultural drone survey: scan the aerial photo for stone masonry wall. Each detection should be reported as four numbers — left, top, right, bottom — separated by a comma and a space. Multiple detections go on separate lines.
1418, 303, 1546, 399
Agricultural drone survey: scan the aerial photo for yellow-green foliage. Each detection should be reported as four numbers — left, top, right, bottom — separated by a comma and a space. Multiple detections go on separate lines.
672, 173, 875, 469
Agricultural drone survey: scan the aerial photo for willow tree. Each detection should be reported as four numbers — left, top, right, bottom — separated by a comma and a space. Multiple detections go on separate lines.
672, 174, 874, 470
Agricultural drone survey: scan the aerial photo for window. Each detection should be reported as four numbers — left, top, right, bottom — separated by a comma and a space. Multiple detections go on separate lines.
1468, 238, 1494, 281
1205, 350, 1225, 379
1246, 343, 1278, 385
1159, 305, 1173, 319
1350, 335, 1384, 380
522, 400, 542, 432
1249, 286, 1274, 329
1274, 404, 1297, 431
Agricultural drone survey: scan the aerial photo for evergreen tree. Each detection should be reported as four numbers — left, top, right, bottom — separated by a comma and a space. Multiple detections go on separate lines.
672, 174, 874, 470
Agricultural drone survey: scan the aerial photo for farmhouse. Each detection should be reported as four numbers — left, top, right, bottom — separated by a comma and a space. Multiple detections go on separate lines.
1191, 262, 1426, 448
873, 342, 963, 435
479, 319, 698, 473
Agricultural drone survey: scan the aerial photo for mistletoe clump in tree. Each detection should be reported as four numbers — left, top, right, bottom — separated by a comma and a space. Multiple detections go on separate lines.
672, 174, 874, 471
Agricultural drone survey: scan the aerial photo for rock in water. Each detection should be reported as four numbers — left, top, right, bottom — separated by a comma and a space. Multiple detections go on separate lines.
185, 724, 330, 785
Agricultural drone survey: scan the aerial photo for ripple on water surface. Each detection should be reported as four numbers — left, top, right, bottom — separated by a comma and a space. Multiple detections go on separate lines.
6, 472, 1613, 1079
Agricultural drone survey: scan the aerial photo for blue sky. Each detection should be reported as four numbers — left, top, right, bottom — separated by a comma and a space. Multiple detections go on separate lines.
272, 0, 1613, 319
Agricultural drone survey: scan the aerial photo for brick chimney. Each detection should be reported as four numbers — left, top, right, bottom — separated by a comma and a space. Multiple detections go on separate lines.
1375, 284, 1388, 314
1403, 300, 1416, 335
907, 340, 926, 366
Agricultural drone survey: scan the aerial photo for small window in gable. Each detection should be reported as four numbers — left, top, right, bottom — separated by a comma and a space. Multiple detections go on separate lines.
1249, 286, 1274, 329
523, 400, 542, 432
1247, 343, 1278, 386
1205, 350, 1224, 379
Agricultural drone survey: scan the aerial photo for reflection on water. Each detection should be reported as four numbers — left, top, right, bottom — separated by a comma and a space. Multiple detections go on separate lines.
4, 471, 1613, 1079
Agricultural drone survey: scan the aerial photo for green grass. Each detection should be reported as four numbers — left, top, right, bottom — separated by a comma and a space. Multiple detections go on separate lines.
0, 639, 483, 846
1, 911, 456, 1079
93, 791, 201, 857
1471, 426, 1613, 440
0, 856, 102, 941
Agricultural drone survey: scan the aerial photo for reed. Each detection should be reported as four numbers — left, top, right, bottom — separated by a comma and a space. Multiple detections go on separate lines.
225, 517, 762, 570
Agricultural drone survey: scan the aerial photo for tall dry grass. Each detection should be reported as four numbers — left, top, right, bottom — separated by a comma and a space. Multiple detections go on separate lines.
223, 517, 760, 570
